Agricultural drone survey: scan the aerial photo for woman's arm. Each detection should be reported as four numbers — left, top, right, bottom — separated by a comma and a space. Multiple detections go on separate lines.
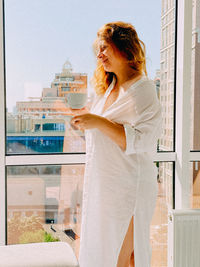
70, 114, 126, 150
97, 116, 126, 150
70, 81, 162, 155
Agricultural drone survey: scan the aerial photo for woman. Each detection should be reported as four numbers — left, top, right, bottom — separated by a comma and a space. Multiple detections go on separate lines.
71, 21, 162, 267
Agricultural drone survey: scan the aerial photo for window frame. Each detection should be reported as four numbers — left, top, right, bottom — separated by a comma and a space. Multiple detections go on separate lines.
0, 0, 6, 245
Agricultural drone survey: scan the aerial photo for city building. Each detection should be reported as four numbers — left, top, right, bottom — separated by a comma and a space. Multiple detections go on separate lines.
16, 60, 87, 118
160, 0, 200, 205
6, 61, 90, 154
154, 69, 161, 99
160, 0, 175, 151
7, 164, 84, 255
50, 60, 87, 97
6, 61, 89, 247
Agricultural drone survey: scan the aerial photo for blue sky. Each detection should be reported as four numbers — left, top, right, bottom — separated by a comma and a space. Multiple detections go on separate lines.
5, 0, 161, 111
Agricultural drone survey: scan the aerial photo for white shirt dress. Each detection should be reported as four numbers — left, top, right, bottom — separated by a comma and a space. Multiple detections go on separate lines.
78, 76, 162, 267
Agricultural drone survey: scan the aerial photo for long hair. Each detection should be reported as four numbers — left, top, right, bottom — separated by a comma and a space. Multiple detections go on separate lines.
92, 21, 147, 95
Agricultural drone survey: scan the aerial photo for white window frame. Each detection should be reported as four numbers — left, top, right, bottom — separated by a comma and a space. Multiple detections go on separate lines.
175, 0, 193, 209
0, 0, 5, 246
0, 0, 197, 246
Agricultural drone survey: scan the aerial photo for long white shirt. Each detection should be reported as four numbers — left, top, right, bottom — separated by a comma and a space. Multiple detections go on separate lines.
78, 75, 162, 267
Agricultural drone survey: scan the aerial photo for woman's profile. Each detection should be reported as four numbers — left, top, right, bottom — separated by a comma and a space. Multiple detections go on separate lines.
71, 21, 162, 267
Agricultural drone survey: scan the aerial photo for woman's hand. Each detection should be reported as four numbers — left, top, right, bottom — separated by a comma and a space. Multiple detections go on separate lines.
70, 113, 103, 131
70, 113, 126, 151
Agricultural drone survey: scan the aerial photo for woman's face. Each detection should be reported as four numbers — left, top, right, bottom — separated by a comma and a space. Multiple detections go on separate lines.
97, 39, 127, 73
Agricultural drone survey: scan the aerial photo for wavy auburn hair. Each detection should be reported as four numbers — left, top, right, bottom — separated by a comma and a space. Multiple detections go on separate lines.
92, 21, 147, 95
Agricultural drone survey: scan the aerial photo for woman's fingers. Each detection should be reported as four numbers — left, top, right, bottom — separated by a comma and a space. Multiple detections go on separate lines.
72, 122, 85, 132
70, 116, 86, 132
71, 116, 81, 124
70, 113, 95, 130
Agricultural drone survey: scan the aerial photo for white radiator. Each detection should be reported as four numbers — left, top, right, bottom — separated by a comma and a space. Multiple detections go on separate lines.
168, 209, 200, 267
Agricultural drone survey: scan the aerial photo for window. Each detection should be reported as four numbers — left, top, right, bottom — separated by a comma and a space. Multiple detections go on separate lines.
61, 87, 70, 92
191, 162, 200, 208
151, 162, 173, 266
1, 1, 198, 267
7, 164, 84, 258
190, 0, 200, 151
158, 0, 175, 152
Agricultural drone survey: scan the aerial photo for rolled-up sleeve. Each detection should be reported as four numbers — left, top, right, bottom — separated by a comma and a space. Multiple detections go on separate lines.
123, 82, 162, 155
123, 123, 137, 155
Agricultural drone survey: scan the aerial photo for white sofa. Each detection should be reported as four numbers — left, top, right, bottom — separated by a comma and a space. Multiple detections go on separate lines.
0, 242, 79, 267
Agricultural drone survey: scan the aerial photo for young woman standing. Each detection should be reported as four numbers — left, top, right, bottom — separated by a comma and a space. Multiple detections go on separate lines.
71, 21, 162, 267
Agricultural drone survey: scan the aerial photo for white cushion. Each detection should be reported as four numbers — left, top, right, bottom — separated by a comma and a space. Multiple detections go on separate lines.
0, 242, 79, 267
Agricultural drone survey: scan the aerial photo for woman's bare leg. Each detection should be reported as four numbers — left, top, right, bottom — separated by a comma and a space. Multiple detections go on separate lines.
117, 216, 135, 267
130, 251, 135, 267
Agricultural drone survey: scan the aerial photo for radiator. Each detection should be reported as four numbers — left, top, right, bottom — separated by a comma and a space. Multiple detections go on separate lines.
168, 209, 200, 267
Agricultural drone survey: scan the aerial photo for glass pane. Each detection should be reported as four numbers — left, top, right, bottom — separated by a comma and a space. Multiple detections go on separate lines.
191, 162, 200, 208
151, 162, 173, 267
7, 162, 173, 265
158, 0, 176, 151
190, 0, 200, 151
7, 164, 84, 258
5, 0, 164, 154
